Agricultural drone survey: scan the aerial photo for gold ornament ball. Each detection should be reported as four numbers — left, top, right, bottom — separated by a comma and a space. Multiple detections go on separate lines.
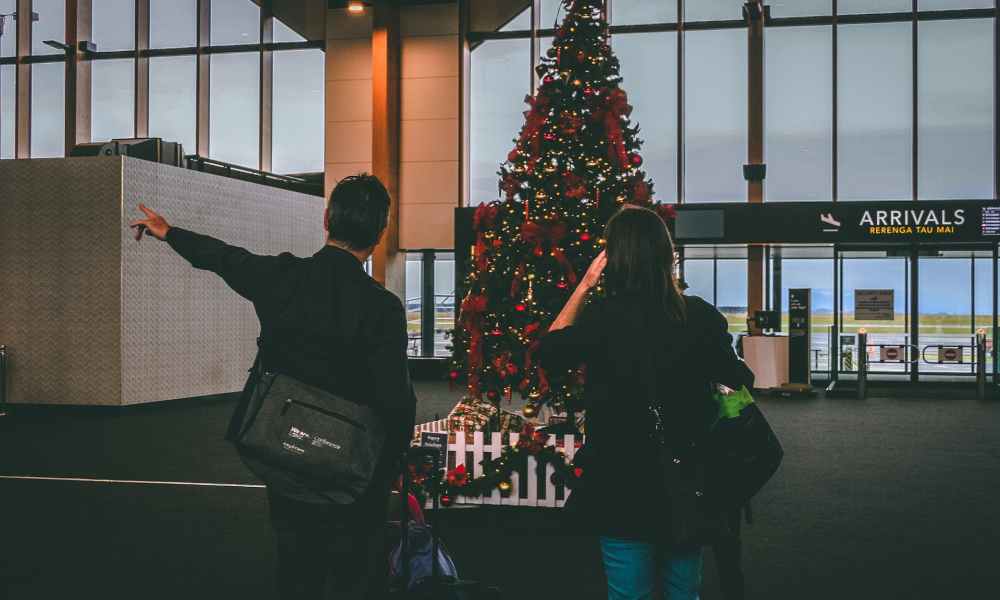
498, 480, 512, 493
523, 403, 538, 418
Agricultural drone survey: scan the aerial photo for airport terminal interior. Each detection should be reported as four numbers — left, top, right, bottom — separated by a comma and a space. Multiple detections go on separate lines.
1, 1, 1000, 599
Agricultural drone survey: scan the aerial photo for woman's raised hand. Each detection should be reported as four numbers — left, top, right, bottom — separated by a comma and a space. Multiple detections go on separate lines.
581, 250, 607, 290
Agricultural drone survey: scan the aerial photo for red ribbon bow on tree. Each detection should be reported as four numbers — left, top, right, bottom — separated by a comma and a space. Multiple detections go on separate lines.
603, 89, 632, 167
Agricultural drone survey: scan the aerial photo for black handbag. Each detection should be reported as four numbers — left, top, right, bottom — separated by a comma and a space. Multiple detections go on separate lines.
233, 337, 386, 504
703, 400, 784, 512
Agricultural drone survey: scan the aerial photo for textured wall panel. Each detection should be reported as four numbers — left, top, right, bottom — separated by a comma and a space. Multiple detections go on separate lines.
121, 158, 324, 405
0, 156, 324, 406
0, 158, 124, 405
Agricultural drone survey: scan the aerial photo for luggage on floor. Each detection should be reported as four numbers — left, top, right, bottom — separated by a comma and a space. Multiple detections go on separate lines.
386, 448, 501, 600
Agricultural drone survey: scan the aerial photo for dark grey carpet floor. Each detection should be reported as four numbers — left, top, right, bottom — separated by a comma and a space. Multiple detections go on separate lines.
1, 382, 999, 599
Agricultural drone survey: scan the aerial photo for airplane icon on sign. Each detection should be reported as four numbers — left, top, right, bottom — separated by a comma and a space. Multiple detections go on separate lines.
820, 213, 841, 232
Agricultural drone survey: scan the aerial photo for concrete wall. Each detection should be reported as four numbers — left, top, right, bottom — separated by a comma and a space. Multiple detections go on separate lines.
0, 157, 324, 406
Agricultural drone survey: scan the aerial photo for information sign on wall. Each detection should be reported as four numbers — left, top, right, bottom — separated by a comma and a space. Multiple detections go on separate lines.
855, 289, 894, 321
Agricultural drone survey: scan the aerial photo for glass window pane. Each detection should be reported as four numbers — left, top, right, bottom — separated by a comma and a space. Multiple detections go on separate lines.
434, 253, 455, 357
540, 0, 565, 29
684, 0, 744, 22
685, 28, 746, 203
31, 0, 65, 55
1, 0, 15, 57
973, 257, 993, 338
837, 23, 911, 201
716, 259, 748, 334
470, 39, 529, 206
1, 65, 12, 157
918, 18, 993, 200
31, 62, 65, 157
150, 55, 196, 152
151, 0, 196, 49
768, 0, 832, 17
92, 0, 135, 52
406, 255, 422, 357
273, 48, 324, 173
612, 0, 677, 25
838, 0, 911, 13
681, 259, 715, 305
766, 26, 832, 202
211, 0, 260, 45
920, 0, 994, 8
209, 52, 259, 168
472, 3, 529, 32
614, 31, 677, 202
500, 9, 531, 32
91, 59, 135, 142
273, 18, 305, 43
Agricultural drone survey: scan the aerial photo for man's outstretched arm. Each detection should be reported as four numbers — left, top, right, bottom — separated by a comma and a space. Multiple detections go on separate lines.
130, 203, 284, 304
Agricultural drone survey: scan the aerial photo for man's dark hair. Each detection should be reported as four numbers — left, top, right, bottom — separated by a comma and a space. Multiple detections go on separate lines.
326, 174, 391, 250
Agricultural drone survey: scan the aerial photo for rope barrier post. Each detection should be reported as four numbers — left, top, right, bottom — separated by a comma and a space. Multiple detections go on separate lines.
976, 329, 987, 400
0, 345, 7, 416
857, 330, 868, 401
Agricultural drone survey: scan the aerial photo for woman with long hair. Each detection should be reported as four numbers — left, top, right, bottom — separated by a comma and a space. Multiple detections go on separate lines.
537, 205, 754, 600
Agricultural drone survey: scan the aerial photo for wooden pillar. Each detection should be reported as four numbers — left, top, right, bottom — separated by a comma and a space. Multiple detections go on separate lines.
135, 0, 149, 138
196, 0, 210, 157
746, 1, 765, 334
371, 0, 403, 298
14, 0, 31, 157
259, 0, 273, 172
65, 0, 92, 154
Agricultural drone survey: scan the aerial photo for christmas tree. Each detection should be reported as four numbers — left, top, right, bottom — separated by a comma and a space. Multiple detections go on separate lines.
451, 0, 674, 423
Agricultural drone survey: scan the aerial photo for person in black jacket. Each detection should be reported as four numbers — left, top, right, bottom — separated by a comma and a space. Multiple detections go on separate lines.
129, 174, 416, 600
537, 205, 754, 600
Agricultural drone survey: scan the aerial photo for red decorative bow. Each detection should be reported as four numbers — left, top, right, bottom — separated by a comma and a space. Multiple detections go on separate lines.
603, 89, 632, 167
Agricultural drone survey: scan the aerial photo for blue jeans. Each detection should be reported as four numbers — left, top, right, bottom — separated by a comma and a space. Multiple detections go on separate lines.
600, 537, 703, 600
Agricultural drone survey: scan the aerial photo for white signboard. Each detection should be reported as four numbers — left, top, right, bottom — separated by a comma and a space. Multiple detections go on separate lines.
855, 289, 894, 321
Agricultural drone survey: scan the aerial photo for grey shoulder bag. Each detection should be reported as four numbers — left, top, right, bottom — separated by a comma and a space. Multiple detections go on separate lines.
234, 288, 386, 504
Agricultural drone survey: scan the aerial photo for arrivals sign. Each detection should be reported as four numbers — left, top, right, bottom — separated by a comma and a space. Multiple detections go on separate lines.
673, 200, 1000, 244
854, 289, 894, 321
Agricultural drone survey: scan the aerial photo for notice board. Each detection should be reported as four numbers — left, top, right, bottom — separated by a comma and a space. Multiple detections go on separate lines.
855, 289, 894, 321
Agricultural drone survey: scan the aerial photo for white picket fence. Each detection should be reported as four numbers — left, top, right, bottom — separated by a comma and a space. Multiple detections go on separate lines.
413, 429, 585, 509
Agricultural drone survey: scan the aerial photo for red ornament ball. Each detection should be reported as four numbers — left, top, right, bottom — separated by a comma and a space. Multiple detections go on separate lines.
449, 370, 459, 380
515, 304, 527, 312
576, 50, 586, 63
573, 467, 584, 478
487, 390, 499, 400
556, 280, 568, 289
533, 246, 545, 257
492, 238, 503, 248
583, 86, 595, 97
629, 153, 643, 167
543, 132, 556, 142
440, 494, 453, 507
580, 232, 592, 241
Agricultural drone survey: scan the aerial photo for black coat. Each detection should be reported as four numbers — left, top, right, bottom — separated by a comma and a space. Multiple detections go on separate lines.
536, 293, 754, 540
166, 228, 416, 519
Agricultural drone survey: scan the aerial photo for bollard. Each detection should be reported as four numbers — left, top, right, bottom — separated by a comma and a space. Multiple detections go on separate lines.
856, 331, 868, 400
976, 330, 987, 400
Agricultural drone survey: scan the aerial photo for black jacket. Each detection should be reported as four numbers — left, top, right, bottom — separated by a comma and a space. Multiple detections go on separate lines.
536, 293, 754, 540
166, 228, 416, 515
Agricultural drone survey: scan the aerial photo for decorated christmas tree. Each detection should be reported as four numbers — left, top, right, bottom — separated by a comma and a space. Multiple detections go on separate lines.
450, 0, 674, 426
